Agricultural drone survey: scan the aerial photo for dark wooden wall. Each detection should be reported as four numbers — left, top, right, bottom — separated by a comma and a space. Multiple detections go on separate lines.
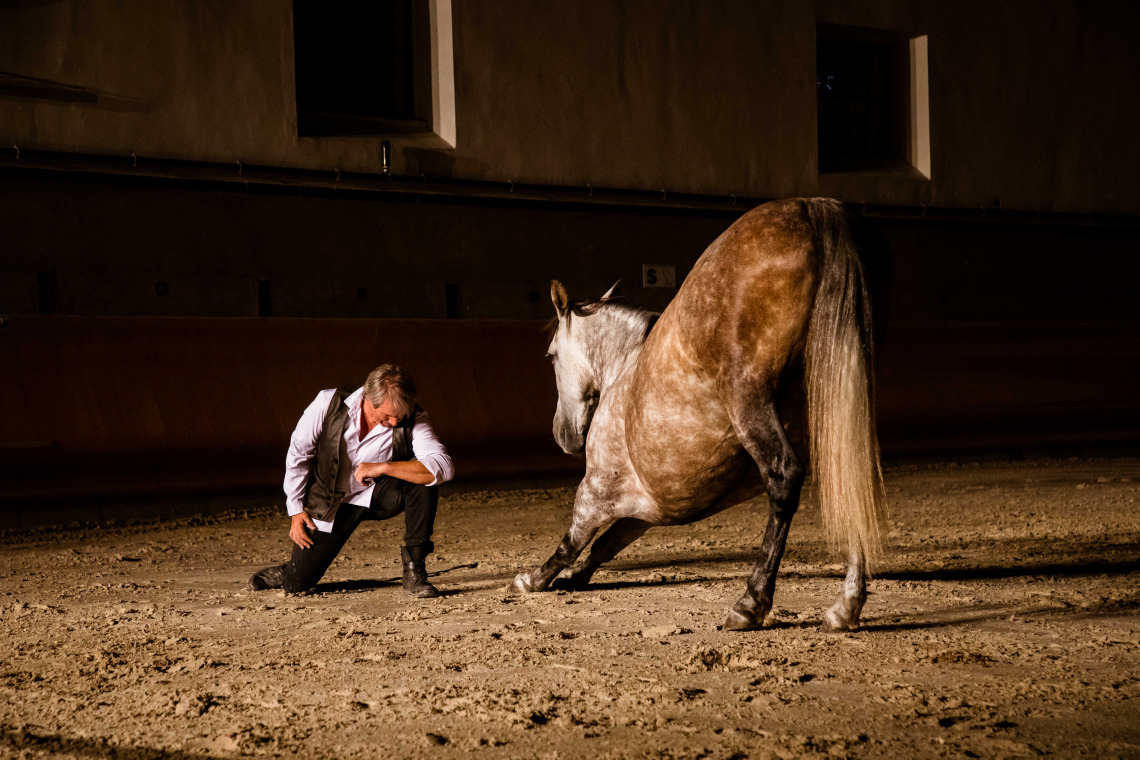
3, 316, 1136, 527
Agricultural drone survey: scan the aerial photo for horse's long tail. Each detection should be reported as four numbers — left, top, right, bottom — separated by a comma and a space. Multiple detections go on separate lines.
803, 198, 888, 569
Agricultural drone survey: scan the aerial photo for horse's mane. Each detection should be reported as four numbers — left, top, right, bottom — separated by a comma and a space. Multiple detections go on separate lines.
543, 297, 659, 342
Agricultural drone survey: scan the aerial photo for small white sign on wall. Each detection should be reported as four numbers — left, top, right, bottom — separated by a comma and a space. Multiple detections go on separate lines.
642, 265, 676, 288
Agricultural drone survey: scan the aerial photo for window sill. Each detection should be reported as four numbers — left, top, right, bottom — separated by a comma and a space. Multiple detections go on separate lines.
297, 111, 430, 138
819, 154, 928, 179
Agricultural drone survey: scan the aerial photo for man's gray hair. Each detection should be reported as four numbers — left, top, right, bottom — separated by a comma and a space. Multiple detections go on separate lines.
363, 364, 417, 418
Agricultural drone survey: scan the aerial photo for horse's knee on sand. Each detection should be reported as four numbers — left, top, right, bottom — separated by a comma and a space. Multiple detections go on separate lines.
551, 563, 594, 591
551, 517, 648, 592
517, 526, 598, 593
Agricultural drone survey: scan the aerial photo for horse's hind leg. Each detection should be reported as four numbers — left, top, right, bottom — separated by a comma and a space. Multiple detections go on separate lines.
723, 401, 805, 631
511, 513, 603, 593
821, 543, 867, 632
554, 517, 651, 590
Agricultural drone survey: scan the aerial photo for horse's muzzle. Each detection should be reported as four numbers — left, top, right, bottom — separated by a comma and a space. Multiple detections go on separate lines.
553, 420, 586, 455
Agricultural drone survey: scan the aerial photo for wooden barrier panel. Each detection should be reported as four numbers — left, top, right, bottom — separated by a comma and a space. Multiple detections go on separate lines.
0, 317, 571, 507
876, 322, 1140, 452
1, 317, 1137, 516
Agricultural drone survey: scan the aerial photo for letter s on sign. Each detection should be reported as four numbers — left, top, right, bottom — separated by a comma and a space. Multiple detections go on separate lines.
642, 264, 676, 289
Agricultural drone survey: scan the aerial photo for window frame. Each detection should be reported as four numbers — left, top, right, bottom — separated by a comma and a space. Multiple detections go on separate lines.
816, 22, 929, 178
292, 0, 455, 148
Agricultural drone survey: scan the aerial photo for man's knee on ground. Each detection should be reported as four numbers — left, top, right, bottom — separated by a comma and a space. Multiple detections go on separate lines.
283, 565, 316, 594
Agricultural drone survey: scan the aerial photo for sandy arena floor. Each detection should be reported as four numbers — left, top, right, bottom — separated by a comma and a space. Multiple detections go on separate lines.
1, 458, 1139, 759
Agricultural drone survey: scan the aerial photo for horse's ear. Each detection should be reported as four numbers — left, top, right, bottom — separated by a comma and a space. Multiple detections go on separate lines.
550, 280, 569, 317
600, 280, 621, 301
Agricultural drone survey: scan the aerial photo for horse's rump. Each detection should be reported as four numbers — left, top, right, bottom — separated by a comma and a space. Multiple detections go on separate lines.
623, 200, 820, 515
621, 199, 887, 561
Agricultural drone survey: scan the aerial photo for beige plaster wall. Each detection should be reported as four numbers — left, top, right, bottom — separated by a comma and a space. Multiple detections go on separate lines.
0, 1, 1136, 213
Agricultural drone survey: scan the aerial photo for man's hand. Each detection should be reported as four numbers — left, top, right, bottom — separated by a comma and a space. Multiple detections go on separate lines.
354, 462, 387, 484
290, 512, 316, 549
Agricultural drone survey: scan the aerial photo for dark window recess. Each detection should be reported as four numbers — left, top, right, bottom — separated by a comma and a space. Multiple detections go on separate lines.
817, 37, 894, 172
293, 0, 421, 136
258, 280, 272, 317
444, 284, 460, 319
37, 273, 55, 315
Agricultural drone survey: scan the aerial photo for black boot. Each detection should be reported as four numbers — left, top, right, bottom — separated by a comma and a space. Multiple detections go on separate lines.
401, 546, 440, 598
248, 564, 286, 591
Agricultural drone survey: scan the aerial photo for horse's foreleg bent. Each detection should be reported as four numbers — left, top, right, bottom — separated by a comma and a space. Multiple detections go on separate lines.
821, 543, 867, 632
554, 517, 651, 590
723, 403, 805, 631
512, 518, 601, 593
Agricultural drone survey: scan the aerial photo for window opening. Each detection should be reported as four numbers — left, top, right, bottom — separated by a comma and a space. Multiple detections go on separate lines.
817, 36, 895, 172
258, 280, 272, 318
37, 272, 55, 315
293, 0, 419, 135
444, 283, 460, 319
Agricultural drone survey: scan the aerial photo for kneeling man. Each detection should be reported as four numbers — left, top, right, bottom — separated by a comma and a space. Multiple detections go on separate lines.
249, 364, 454, 597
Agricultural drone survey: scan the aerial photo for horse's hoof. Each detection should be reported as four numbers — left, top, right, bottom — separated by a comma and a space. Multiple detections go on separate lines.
723, 608, 762, 631
510, 574, 533, 594
820, 609, 857, 633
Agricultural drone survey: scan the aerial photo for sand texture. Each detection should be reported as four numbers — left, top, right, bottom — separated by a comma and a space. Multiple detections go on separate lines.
1, 458, 1138, 759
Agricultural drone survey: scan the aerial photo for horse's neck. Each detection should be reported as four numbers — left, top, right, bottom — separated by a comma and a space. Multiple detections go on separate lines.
587, 309, 654, 393
595, 340, 643, 392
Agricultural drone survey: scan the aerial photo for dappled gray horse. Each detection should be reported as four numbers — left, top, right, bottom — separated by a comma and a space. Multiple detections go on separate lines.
512, 198, 892, 632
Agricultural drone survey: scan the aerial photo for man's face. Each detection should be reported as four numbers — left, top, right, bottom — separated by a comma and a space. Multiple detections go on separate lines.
364, 397, 403, 429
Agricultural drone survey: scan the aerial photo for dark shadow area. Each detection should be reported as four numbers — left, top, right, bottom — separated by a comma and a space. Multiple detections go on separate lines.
1, 726, 213, 759
308, 562, 478, 594
593, 543, 1140, 584
403, 147, 457, 178
320, 537, 1140, 594
564, 576, 727, 592
863, 597, 1140, 633
876, 558, 1140, 582
401, 147, 494, 181
309, 577, 397, 594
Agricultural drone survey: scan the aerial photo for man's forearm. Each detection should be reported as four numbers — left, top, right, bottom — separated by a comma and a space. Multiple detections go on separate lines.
374, 460, 435, 485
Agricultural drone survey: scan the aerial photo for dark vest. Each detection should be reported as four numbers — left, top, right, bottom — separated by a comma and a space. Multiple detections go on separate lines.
303, 386, 415, 521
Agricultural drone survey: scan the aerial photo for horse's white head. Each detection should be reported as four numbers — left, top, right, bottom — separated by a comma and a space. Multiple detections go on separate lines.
547, 279, 619, 454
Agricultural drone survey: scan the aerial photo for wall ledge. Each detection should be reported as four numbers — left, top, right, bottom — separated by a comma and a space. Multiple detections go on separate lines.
1, 147, 1137, 229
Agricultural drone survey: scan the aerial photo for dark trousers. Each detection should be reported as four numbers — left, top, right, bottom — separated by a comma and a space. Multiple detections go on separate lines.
282, 477, 438, 594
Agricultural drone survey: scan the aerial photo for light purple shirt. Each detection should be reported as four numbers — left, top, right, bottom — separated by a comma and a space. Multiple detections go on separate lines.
284, 387, 454, 532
